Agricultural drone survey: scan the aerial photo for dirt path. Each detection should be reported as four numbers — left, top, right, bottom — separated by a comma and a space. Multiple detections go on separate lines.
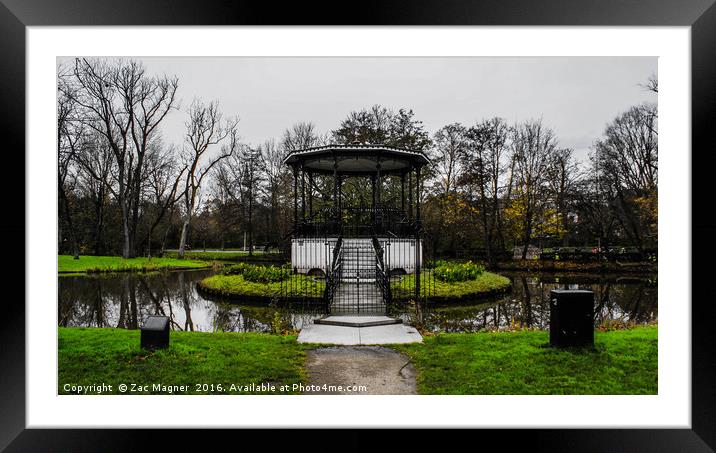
304, 346, 417, 395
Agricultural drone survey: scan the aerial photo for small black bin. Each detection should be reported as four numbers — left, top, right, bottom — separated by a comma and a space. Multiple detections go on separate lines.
549, 289, 594, 348
140, 316, 169, 350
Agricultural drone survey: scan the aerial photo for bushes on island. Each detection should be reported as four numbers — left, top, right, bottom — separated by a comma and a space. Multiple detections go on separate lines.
433, 260, 485, 282
222, 263, 291, 283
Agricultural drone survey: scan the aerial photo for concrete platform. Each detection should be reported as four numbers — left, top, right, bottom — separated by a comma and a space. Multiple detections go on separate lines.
314, 315, 402, 327
297, 320, 422, 345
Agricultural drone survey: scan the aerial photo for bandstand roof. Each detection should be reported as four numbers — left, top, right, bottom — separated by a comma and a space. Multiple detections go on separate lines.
282, 144, 430, 175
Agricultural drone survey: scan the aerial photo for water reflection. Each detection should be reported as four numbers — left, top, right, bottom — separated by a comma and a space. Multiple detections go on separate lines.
58, 270, 323, 333
409, 272, 657, 333
58, 270, 657, 333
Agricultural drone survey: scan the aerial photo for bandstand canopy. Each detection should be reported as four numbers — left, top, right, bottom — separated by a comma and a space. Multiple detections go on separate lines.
282, 144, 430, 176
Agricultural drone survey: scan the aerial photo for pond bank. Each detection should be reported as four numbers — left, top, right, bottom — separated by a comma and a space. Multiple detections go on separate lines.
197, 273, 324, 304
197, 270, 512, 305
163, 250, 284, 264
392, 271, 512, 303
497, 259, 656, 274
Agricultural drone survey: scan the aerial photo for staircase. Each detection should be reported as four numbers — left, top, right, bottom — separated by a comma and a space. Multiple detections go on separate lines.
330, 239, 386, 314
340, 240, 375, 281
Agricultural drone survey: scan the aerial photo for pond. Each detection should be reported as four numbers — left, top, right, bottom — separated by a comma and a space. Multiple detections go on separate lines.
58, 269, 657, 333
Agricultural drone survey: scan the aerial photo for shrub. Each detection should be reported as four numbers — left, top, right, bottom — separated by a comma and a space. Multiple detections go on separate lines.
433, 260, 485, 282
222, 263, 290, 283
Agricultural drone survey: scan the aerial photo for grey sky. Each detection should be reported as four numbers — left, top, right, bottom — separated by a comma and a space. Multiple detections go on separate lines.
63, 56, 657, 164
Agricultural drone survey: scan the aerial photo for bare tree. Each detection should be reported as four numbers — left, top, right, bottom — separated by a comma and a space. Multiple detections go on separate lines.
546, 147, 581, 246
509, 119, 559, 259
462, 118, 510, 266
238, 146, 263, 255
592, 103, 658, 250
209, 163, 239, 250
125, 67, 179, 257
640, 74, 658, 94
216, 144, 263, 255
57, 67, 84, 259
259, 139, 291, 246
73, 131, 115, 255
69, 58, 178, 257
432, 123, 467, 196
281, 122, 324, 153
280, 122, 327, 228
178, 99, 239, 259
143, 140, 186, 258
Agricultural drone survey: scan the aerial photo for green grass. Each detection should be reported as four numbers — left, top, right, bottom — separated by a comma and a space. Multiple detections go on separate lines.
58, 328, 307, 394
394, 326, 657, 394
58, 255, 211, 274
163, 251, 283, 262
392, 271, 511, 300
199, 273, 325, 298
59, 326, 657, 395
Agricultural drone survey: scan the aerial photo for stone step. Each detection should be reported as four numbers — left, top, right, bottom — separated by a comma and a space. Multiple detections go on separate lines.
314, 316, 402, 328
298, 322, 423, 345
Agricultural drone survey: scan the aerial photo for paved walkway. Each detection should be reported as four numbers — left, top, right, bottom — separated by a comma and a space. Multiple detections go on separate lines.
297, 316, 423, 345
304, 346, 417, 395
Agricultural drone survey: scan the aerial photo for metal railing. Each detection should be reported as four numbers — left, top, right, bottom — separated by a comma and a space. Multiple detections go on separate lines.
292, 206, 419, 238
324, 236, 343, 310
372, 234, 392, 307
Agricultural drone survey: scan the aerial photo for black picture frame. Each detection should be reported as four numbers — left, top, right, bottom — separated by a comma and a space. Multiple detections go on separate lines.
2, 0, 713, 450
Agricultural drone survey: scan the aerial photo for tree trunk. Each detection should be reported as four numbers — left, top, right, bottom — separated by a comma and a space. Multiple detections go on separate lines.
248, 201, 254, 257
94, 194, 105, 256
120, 196, 132, 259
178, 219, 190, 259
160, 221, 172, 256
59, 190, 80, 260
521, 217, 532, 260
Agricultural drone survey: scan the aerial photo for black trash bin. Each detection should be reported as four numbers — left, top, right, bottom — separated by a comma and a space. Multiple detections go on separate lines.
549, 289, 594, 348
140, 316, 170, 350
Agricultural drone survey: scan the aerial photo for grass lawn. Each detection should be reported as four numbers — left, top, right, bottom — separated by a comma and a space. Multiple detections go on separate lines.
163, 251, 283, 262
59, 326, 656, 395
394, 326, 657, 394
392, 271, 511, 301
58, 255, 211, 274
58, 328, 307, 394
199, 273, 325, 298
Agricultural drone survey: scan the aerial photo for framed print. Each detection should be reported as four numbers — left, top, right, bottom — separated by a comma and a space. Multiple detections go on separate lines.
2, 0, 715, 450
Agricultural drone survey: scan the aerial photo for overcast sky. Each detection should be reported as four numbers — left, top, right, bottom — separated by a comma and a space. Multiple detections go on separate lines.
62, 56, 657, 164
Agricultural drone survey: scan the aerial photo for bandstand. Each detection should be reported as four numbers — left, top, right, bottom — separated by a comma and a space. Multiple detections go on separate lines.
283, 144, 430, 314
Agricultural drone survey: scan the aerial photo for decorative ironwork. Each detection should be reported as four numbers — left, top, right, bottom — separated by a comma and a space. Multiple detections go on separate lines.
372, 233, 392, 307
324, 236, 343, 309
282, 143, 434, 314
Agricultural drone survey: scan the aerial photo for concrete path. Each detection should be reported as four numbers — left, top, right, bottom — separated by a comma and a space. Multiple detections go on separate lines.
297, 317, 422, 345
304, 346, 417, 395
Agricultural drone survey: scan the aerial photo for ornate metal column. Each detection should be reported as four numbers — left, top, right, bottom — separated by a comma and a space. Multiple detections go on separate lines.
370, 174, 376, 225
415, 165, 421, 300
333, 158, 339, 225
308, 171, 313, 217
401, 173, 406, 217
300, 164, 306, 221
338, 175, 343, 214
292, 165, 298, 231
415, 165, 421, 228
408, 170, 413, 220
375, 158, 382, 230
